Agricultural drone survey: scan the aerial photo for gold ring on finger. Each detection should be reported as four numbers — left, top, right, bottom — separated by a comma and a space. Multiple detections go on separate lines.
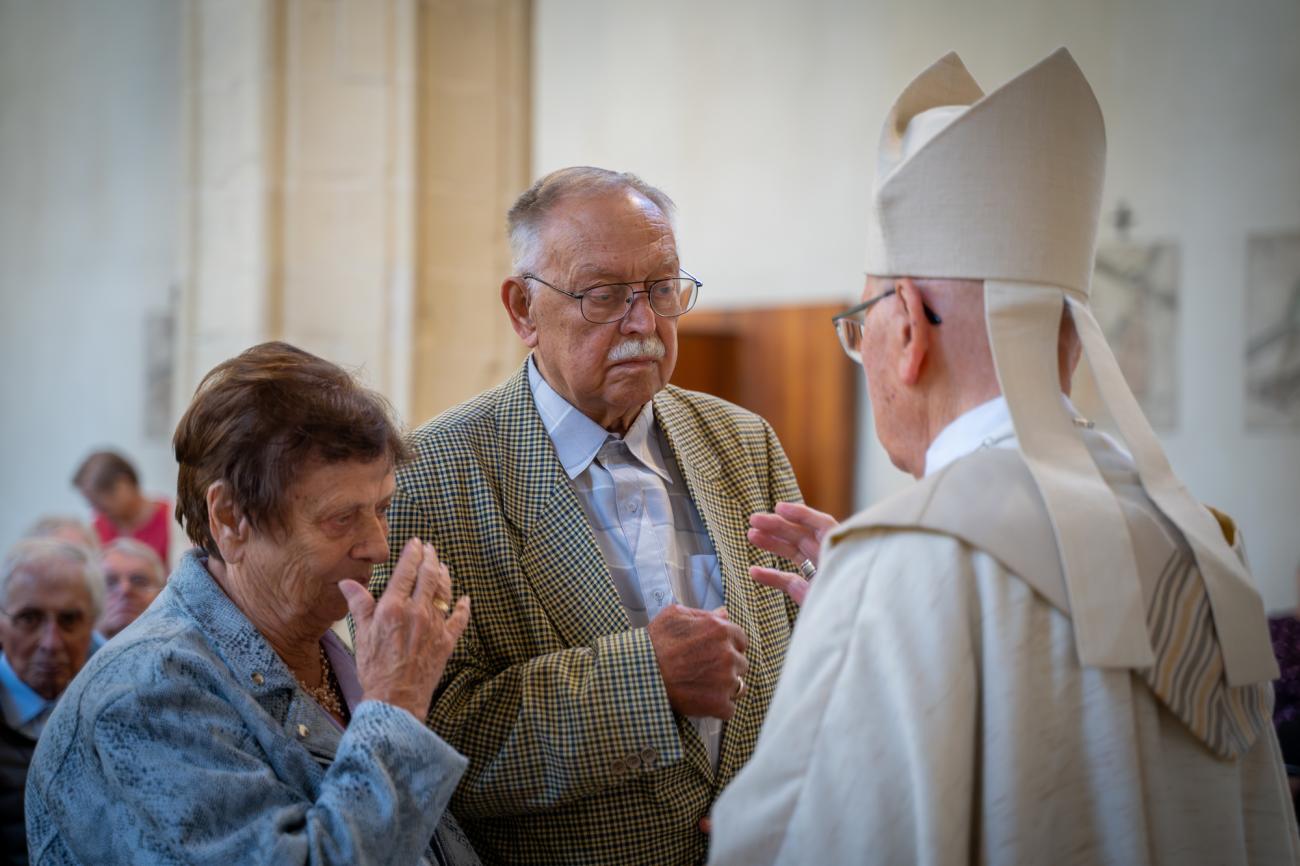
433, 598, 451, 615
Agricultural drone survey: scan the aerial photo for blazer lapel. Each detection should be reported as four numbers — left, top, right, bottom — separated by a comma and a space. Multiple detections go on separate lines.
495, 363, 629, 647
654, 389, 762, 781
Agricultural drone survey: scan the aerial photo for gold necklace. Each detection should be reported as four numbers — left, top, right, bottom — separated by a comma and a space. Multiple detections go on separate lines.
299, 645, 347, 722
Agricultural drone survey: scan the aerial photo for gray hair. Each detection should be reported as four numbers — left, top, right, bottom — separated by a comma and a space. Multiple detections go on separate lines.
25, 515, 101, 552
101, 538, 167, 587
507, 166, 677, 278
1, 538, 105, 618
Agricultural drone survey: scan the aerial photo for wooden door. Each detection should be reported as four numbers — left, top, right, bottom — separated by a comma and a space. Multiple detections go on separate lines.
673, 305, 857, 519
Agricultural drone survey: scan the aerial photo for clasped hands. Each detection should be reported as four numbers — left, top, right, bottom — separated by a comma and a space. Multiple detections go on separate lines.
649, 502, 838, 720
649, 604, 748, 720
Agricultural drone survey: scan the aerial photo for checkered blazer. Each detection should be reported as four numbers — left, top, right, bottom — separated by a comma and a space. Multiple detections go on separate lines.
372, 361, 803, 866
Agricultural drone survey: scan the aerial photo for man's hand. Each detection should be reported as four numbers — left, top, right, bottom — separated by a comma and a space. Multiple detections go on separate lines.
340, 537, 470, 720
648, 605, 748, 720
747, 501, 839, 607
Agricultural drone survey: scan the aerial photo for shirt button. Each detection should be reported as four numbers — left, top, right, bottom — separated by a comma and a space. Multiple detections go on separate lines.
297, 724, 309, 738
251, 672, 265, 685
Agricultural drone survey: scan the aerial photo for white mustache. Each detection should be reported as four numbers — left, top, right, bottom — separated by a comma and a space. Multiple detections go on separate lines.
607, 337, 666, 363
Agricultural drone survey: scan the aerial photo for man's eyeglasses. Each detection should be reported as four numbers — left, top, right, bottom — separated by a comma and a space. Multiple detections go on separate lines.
831, 288, 942, 363
522, 270, 702, 324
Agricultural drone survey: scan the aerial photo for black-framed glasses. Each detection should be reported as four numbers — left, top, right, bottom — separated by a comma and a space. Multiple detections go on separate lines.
521, 270, 702, 324
831, 288, 942, 363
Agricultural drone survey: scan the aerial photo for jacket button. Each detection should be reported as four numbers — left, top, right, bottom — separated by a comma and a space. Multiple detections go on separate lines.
297, 724, 309, 738
611, 758, 627, 775
640, 747, 657, 765
251, 672, 265, 685
625, 753, 641, 771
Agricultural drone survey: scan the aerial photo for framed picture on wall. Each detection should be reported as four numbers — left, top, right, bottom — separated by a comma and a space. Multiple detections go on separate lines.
1091, 241, 1180, 430
1245, 232, 1300, 431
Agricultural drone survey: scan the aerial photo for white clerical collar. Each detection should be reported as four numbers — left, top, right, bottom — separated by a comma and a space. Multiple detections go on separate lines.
924, 396, 1017, 477
924, 393, 1107, 478
527, 356, 668, 483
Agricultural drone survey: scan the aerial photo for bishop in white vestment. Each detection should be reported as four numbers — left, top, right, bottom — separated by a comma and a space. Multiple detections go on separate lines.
709, 48, 1299, 866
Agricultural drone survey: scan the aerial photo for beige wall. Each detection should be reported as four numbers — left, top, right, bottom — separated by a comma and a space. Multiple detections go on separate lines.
0, 0, 183, 553
534, 0, 1300, 609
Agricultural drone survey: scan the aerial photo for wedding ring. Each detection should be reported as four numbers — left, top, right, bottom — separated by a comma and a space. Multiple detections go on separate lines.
433, 598, 451, 615
798, 558, 817, 580
732, 676, 746, 701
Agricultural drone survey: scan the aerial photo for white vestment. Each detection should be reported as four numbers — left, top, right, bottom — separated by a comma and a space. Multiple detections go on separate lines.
709, 405, 1299, 865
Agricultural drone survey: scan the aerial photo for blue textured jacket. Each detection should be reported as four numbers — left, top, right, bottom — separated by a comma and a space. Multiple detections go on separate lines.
25, 551, 468, 865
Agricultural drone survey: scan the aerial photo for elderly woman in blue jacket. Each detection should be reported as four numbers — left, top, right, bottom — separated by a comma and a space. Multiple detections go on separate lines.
25, 342, 476, 865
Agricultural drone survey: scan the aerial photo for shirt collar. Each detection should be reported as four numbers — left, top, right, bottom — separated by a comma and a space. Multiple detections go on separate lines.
924, 396, 1016, 477
618, 401, 673, 485
527, 355, 667, 482
0, 651, 53, 729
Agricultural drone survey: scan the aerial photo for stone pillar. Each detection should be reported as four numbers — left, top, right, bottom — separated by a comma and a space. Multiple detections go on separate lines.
278, 0, 419, 413
179, 0, 285, 401
412, 0, 530, 423
179, 0, 528, 424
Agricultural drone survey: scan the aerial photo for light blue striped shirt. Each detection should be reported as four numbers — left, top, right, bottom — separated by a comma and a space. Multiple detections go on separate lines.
527, 356, 725, 766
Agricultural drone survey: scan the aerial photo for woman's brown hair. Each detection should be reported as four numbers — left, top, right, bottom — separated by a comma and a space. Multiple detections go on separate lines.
172, 341, 410, 560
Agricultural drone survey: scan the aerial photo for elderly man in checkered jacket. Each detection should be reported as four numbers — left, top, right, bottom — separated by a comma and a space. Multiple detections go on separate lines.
371, 166, 804, 866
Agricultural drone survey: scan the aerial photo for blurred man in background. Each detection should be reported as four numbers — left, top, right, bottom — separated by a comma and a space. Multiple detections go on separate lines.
72, 451, 170, 566
0, 539, 101, 866
96, 538, 166, 639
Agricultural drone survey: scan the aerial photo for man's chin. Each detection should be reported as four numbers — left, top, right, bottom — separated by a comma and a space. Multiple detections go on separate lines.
25, 667, 72, 697
607, 372, 663, 405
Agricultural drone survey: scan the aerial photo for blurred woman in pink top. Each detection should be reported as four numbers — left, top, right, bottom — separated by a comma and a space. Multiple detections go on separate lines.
72, 450, 169, 566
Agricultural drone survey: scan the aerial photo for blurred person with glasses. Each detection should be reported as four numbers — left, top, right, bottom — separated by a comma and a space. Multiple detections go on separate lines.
372, 166, 804, 865
711, 49, 1296, 864
96, 539, 166, 639
0, 539, 101, 866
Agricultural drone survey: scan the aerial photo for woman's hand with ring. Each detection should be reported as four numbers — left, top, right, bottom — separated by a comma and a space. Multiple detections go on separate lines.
340, 538, 469, 720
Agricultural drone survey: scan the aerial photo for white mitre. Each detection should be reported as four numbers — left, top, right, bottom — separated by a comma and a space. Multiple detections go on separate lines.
865, 48, 1276, 685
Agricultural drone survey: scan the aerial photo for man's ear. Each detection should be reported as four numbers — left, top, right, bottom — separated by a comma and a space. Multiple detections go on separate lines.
894, 277, 933, 386
206, 481, 250, 565
501, 278, 540, 348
